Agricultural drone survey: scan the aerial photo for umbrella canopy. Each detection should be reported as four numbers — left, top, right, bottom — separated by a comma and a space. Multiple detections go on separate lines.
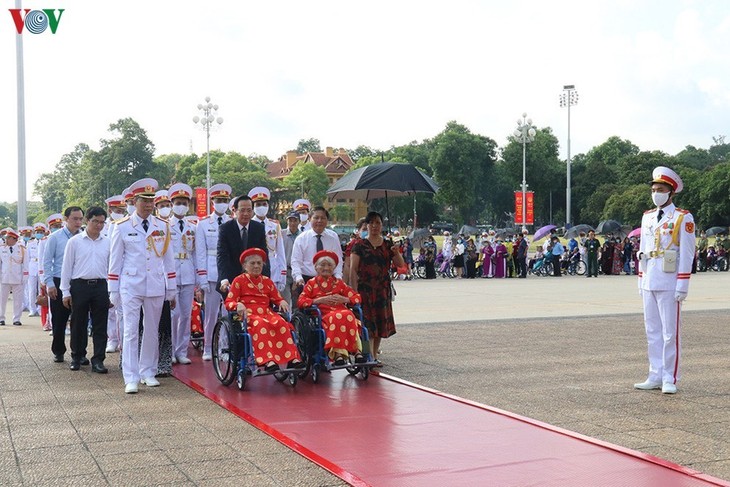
705, 226, 728, 237
596, 220, 622, 235
564, 224, 594, 239
533, 224, 557, 242
326, 162, 439, 201
458, 225, 479, 237
627, 227, 641, 238
408, 228, 431, 248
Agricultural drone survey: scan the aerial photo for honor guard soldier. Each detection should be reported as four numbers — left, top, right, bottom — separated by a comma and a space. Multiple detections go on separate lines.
0, 229, 29, 326
249, 187, 287, 291
103, 195, 127, 351
24, 226, 41, 317
108, 178, 177, 394
194, 183, 232, 360
154, 190, 172, 220
123, 187, 136, 216
635, 166, 696, 395
167, 183, 197, 364
293, 198, 312, 232
38, 215, 61, 332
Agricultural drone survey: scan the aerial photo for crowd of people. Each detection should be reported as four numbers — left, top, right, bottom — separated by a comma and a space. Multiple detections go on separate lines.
0, 180, 401, 394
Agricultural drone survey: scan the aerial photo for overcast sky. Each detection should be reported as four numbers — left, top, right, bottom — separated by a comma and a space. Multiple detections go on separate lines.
2, 0, 729, 203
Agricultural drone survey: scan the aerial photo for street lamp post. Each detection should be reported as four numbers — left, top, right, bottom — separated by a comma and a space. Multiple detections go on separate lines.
193, 97, 223, 204
559, 85, 578, 227
513, 113, 536, 232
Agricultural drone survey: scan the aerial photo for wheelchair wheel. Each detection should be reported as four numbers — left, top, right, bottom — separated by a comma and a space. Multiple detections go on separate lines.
575, 260, 587, 276
236, 370, 246, 390
212, 317, 239, 386
273, 371, 287, 382
346, 365, 358, 376
288, 372, 298, 387
311, 363, 321, 383
291, 312, 314, 378
361, 367, 369, 380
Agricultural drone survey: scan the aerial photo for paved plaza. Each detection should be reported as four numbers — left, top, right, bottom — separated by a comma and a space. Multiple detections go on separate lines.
1, 272, 728, 485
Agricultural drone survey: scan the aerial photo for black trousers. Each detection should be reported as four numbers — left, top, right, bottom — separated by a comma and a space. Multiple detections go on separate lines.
69, 279, 109, 364
517, 257, 527, 277
552, 255, 562, 276
50, 277, 72, 356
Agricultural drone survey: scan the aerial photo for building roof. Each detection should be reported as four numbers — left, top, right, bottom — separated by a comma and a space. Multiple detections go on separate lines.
267, 148, 354, 179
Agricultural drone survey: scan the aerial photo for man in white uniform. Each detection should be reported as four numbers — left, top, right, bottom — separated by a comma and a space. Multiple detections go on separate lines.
634, 166, 696, 395
293, 198, 312, 233
24, 226, 41, 317
108, 178, 177, 394
102, 195, 127, 352
194, 183, 232, 361
167, 183, 197, 364
0, 229, 28, 326
249, 187, 287, 292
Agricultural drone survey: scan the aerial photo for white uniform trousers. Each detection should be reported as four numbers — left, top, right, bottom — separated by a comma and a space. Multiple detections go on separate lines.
121, 293, 164, 384
107, 305, 122, 349
171, 284, 195, 360
642, 290, 682, 385
26, 276, 39, 315
0, 283, 24, 323
203, 283, 223, 355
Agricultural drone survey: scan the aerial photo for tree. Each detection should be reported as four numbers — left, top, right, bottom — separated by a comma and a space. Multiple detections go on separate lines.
33, 143, 89, 212
296, 138, 322, 153
601, 184, 651, 226
282, 162, 329, 206
429, 121, 497, 224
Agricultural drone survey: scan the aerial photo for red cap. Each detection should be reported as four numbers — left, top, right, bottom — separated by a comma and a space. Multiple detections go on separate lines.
313, 250, 339, 266
239, 247, 267, 265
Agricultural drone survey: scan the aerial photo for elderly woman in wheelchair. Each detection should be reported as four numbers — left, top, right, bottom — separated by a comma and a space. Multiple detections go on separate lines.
297, 250, 366, 366
223, 248, 304, 372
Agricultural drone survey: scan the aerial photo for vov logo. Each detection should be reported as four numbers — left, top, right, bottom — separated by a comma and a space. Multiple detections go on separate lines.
9, 8, 64, 34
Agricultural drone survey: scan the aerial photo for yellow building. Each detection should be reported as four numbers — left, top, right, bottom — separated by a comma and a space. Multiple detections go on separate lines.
266, 147, 368, 223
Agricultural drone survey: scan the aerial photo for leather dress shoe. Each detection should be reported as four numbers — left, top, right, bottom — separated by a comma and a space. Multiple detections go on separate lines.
125, 382, 139, 394
80, 357, 90, 366
0, 321, 5, 326
69, 361, 80, 371
53, 354, 64, 363
634, 380, 662, 390
91, 363, 108, 374
662, 383, 677, 394
12, 321, 21, 326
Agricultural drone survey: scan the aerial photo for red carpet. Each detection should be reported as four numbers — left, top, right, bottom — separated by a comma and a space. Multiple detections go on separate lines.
174, 357, 729, 487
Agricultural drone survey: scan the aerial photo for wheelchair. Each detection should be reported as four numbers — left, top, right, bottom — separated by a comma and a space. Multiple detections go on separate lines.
211, 310, 305, 391
291, 304, 376, 383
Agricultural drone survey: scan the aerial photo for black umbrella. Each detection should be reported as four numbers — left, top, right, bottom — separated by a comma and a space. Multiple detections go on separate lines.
705, 226, 727, 237
327, 162, 439, 227
458, 225, 479, 237
564, 224, 595, 239
596, 220, 622, 235
408, 228, 431, 248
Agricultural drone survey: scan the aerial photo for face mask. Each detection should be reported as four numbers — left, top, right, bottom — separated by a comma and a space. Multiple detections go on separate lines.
299, 213, 309, 223
652, 191, 669, 207
126, 205, 135, 215
23, 236, 30, 243
35, 233, 44, 240
213, 203, 228, 215
254, 205, 269, 218
172, 204, 188, 217
157, 207, 172, 218
360, 230, 368, 239
50, 227, 60, 233
111, 211, 125, 221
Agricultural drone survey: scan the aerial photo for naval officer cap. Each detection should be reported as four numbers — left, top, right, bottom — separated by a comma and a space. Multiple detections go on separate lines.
129, 178, 158, 199
168, 183, 193, 201
153, 190, 170, 205
293, 198, 311, 211
248, 186, 271, 202
46, 213, 63, 226
651, 166, 683, 193
209, 184, 232, 200
105, 195, 125, 207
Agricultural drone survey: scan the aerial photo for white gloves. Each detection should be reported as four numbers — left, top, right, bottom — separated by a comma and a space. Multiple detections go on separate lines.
276, 281, 286, 292
165, 290, 177, 302
197, 282, 210, 294
110, 292, 121, 308
675, 291, 687, 302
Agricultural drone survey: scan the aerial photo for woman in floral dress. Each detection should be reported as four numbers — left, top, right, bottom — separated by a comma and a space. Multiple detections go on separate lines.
350, 212, 406, 364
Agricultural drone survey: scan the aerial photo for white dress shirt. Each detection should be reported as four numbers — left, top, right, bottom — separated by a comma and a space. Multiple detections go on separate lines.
60, 230, 111, 294
291, 228, 343, 281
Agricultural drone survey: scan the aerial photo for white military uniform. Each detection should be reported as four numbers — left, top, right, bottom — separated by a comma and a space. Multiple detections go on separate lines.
25, 238, 40, 315
253, 216, 286, 290
0, 241, 29, 323
170, 214, 197, 360
108, 213, 177, 385
102, 218, 124, 350
195, 211, 230, 355
638, 202, 695, 386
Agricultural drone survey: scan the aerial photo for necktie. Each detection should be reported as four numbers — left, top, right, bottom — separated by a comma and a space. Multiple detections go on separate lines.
241, 225, 248, 249
316, 234, 323, 252
301, 226, 305, 232
142, 219, 149, 232
9, 247, 12, 254
179, 219, 184, 232
657, 209, 664, 222
217, 216, 223, 226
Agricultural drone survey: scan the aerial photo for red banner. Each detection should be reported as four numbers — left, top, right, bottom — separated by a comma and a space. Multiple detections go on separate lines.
195, 187, 208, 218
514, 191, 535, 225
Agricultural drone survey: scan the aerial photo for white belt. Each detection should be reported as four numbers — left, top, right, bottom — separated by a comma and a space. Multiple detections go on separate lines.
207, 250, 217, 256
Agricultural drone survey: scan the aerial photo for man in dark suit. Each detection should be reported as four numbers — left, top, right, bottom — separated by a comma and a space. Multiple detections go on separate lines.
217, 195, 268, 294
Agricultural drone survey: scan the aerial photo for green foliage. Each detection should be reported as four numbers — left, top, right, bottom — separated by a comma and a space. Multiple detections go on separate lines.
601, 184, 651, 226
282, 162, 329, 206
330, 204, 354, 223
296, 138, 322, 153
